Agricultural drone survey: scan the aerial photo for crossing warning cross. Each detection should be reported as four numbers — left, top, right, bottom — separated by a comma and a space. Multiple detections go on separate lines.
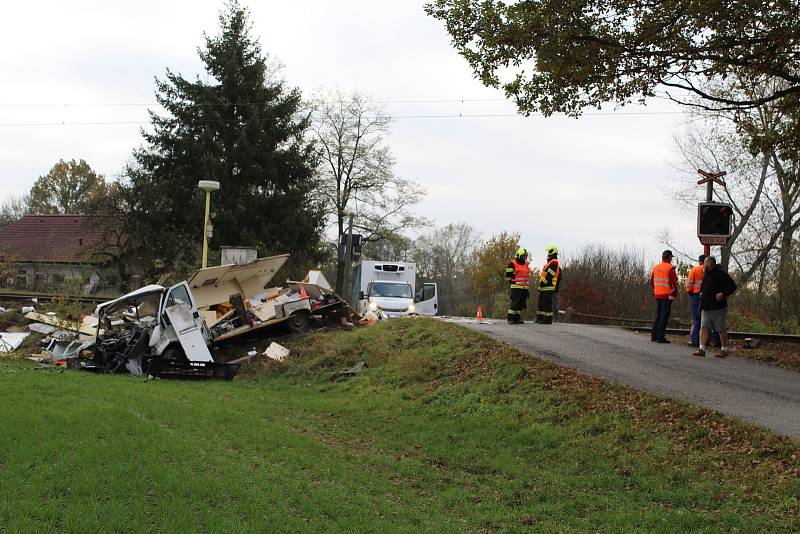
697, 169, 727, 187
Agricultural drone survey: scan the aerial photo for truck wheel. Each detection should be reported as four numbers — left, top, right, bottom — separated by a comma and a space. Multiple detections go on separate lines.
287, 310, 310, 333
162, 346, 187, 361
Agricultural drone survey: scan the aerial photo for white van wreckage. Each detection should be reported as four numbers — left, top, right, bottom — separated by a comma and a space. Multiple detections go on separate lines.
30, 255, 352, 380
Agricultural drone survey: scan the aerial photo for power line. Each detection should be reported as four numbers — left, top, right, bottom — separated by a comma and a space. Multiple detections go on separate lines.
0, 110, 686, 127
0, 98, 507, 108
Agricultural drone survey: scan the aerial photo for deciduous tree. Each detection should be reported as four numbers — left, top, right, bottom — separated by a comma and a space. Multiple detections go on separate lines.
465, 231, 520, 316
425, 1, 800, 115
28, 159, 107, 215
0, 194, 30, 228
310, 89, 426, 294
413, 223, 480, 315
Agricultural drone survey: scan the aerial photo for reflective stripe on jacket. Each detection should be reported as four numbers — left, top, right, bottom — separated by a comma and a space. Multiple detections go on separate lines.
686, 265, 704, 294
509, 259, 531, 288
539, 259, 560, 292
652, 261, 676, 299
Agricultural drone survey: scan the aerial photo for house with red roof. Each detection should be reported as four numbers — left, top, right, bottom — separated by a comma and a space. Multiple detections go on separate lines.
0, 214, 139, 293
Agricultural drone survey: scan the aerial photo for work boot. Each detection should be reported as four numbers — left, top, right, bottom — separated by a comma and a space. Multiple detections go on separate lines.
692, 348, 706, 357
715, 349, 729, 358
657, 339, 671, 344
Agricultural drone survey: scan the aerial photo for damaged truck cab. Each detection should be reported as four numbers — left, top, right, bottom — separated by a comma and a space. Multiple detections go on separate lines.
84, 254, 348, 379
90, 282, 236, 379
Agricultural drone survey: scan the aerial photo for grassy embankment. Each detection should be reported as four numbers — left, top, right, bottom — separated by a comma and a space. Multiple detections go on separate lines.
1, 319, 798, 532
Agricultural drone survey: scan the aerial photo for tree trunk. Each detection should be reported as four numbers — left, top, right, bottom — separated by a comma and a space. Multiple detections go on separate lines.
756, 257, 768, 296
335, 256, 346, 297
116, 257, 128, 293
777, 213, 793, 313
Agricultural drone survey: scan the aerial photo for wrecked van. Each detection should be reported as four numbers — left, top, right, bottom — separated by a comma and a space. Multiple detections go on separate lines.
78, 254, 349, 379
85, 282, 240, 379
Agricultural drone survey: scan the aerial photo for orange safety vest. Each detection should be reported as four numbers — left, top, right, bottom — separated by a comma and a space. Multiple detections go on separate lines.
539, 259, 560, 291
652, 261, 675, 299
686, 264, 704, 295
510, 260, 531, 288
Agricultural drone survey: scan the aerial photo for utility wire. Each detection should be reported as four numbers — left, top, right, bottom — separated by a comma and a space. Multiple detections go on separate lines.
0, 110, 686, 127
0, 98, 508, 108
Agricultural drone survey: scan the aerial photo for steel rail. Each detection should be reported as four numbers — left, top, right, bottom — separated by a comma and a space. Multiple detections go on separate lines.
619, 325, 800, 343
0, 292, 117, 305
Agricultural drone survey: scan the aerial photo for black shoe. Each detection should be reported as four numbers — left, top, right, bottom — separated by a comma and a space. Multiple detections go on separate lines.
507, 319, 515, 324
657, 339, 671, 344
651, 338, 658, 342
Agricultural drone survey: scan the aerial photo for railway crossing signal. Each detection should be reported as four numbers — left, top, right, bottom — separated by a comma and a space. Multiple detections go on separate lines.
696, 169, 733, 255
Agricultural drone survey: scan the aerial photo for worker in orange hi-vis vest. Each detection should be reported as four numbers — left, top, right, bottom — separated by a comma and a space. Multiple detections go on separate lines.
649, 249, 679, 343
505, 248, 531, 324
686, 254, 706, 347
535, 246, 561, 324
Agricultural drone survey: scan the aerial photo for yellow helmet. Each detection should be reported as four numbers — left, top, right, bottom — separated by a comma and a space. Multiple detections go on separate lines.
546, 245, 559, 256
515, 247, 528, 260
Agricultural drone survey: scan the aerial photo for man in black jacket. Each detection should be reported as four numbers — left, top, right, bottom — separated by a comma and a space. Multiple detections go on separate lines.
692, 256, 737, 358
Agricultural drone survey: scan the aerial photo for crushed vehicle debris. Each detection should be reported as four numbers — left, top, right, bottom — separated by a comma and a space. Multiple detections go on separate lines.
23, 254, 357, 380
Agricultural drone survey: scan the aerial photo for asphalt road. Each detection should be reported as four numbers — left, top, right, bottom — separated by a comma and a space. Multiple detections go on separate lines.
462, 320, 800, 440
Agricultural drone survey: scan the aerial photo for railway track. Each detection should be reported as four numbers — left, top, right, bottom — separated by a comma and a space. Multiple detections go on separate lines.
0, 292, 117, 305
619, 325, 800, 343
566, 310, 800, 343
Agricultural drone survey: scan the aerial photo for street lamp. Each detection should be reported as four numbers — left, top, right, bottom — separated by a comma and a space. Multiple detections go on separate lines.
197, 180, 220, 269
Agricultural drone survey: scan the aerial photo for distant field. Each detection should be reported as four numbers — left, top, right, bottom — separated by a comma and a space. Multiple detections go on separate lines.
1, 319, 798, 532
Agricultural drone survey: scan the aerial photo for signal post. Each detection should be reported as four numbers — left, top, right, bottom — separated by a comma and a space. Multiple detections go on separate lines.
696, 169, 732, 256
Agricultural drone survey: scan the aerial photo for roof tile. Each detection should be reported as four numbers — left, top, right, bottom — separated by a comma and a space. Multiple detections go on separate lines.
0, 215, 112, 264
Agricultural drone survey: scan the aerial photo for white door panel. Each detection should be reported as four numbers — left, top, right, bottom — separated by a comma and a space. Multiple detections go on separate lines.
164, 304, 214, 362
416, 283, 438, 316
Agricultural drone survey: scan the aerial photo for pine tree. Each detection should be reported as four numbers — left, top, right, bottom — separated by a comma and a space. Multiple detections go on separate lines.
128, 1, 322, 269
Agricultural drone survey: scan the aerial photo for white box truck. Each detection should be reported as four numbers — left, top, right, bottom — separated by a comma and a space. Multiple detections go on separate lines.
352, 261, 438, 317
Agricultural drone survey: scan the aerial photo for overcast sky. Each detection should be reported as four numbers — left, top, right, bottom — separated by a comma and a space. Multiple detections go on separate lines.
0, 0, 705, 264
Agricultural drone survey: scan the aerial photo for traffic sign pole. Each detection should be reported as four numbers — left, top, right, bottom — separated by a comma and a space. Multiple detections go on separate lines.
704, 180, 712, 257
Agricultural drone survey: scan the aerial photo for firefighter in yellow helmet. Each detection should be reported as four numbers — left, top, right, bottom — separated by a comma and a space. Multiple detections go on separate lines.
536, 245, 561, 324
505, 247, 531, 324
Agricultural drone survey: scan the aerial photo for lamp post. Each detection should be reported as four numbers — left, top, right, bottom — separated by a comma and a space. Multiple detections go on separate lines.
197, 180, 220, 269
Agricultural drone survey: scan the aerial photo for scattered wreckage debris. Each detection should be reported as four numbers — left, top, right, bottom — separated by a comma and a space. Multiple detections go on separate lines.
0, 332, 30, 353
229, 342, 290, 366
24, 311, 99, 336
18, 255, 360, 380
334, 361, 365, 382
264, 342, 290, 362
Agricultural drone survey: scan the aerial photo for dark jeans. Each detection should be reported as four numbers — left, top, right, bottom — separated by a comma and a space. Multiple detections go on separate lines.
690, 294, 701, 345
651, 298, 672, 341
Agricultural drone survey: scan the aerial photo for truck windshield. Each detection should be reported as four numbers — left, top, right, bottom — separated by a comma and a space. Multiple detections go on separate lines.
369, 282, 413, 299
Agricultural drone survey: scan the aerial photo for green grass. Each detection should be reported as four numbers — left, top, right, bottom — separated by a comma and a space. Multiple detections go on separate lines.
1, 319, 798, 533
